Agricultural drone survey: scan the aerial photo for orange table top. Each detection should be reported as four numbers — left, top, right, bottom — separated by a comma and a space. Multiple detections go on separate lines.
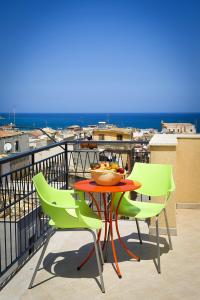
73, 179, 141, 193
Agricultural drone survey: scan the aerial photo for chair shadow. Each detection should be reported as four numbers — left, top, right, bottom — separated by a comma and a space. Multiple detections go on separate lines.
109, 232, 170, 262
33, 231, 170, 288
32, 243, 103, 289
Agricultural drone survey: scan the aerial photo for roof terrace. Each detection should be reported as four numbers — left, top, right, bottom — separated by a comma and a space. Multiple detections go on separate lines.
1, 209, 199, 300
0, 136, 199, 299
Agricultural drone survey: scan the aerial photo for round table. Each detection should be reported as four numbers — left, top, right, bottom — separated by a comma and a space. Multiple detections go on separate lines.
74, 179, 141, 278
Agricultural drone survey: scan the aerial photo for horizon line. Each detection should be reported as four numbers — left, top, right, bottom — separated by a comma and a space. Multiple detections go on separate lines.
1, 112, 200, 114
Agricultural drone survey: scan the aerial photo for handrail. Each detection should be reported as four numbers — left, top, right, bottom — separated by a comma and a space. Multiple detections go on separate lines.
0, 139, 148, 165
38, 128, 66, 151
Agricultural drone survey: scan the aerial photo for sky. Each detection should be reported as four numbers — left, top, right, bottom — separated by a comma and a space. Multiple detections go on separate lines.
0, 0, 200, 113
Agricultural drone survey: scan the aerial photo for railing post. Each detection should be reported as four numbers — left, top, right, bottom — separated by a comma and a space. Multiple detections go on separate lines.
64, 143, 69, 189
31, 153, 35, 166
31, 153, 35, 174
129, 146, 135, 172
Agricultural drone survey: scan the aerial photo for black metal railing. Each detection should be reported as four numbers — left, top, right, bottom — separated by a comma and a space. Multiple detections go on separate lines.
0, 139, 149, 288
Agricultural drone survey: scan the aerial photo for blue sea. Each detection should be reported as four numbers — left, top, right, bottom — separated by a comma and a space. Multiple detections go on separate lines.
0, 113, 200, 133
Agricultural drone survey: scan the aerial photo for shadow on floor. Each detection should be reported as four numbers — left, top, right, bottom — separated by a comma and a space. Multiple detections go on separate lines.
109, 231, 170, 262
33, 230, 170, 288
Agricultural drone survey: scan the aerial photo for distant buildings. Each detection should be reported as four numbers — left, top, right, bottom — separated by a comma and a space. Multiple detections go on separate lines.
0, 129, 29, 175
28, 128, 76, 149
28, 129, 49, 149
0, 121, 167, 176
92, 125, 156, 142
0, 129, 29, 157
93, 127, 133, 141
161, 122, 196, 134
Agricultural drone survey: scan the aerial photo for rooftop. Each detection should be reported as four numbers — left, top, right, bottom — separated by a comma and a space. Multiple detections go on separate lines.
28, 130, 43, 138
162, 122, 195, 126
150, 134, 178, 146
150, 134, 200, 146
93, 128, 133, 134
0, 130, 23, 138
1, 209, 199, 300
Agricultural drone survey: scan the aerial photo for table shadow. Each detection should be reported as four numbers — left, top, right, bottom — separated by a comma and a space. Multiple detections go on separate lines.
32, 230, 170, 289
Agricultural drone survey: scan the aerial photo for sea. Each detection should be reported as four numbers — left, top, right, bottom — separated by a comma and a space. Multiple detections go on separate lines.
0, 113, 200, 133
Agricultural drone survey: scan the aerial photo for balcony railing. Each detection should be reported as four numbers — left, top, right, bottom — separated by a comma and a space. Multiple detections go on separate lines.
0, 140, 149, 288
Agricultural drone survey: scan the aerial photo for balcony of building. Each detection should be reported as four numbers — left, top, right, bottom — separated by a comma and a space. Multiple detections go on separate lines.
0, 135, 200, 299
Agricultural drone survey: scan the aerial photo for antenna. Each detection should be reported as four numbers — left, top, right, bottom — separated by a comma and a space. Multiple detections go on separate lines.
13, 108, 16, 125
195, 119, 198, 133
107, 113, 109, 124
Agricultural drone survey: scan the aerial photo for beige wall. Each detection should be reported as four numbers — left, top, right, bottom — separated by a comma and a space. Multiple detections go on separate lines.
149, 134, 200, 235
150, 145, 177, 235
93, 130, 131, 141
175, 137, 200, 205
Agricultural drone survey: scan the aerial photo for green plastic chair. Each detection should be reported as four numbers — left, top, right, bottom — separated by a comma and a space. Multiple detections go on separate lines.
113, 162, 175, 273
28, 172, 105, 293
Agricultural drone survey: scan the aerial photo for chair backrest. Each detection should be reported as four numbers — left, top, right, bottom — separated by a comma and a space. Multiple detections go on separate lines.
32, 172, 79, 228
32, 172, 53, 203
128, 162, 175, 197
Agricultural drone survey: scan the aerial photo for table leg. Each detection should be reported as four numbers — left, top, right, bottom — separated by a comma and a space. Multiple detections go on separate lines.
110, 193, 122, 278
77, 192, 102, 270
102, 193, 108, 250
115, 192, 140, 261
104, 224, 110, 262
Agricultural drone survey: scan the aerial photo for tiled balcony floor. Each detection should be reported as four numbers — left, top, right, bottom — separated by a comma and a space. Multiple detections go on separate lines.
1, 209, 200, 300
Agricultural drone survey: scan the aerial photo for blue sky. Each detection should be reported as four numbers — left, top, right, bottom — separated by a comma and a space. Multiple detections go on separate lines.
0, 0, 200, 113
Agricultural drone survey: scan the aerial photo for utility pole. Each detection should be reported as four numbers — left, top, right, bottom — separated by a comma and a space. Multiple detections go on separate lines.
13, 108, 16, 125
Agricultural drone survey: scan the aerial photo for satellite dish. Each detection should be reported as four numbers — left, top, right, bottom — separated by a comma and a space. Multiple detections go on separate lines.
4, 143, 12, 152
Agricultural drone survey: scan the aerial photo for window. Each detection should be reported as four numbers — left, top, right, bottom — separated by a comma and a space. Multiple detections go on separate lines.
99, 134, 104, 140
15, 141, 19, 151
116, 134, 123, 141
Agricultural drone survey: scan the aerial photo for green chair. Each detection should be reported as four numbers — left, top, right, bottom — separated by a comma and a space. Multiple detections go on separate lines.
113, 162, 175, 273
28, 173, 105, 293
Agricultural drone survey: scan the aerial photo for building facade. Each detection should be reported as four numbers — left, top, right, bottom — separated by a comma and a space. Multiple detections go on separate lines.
0, 131, 30, 175
161, 122, 196, 134
93, 128, 133, 141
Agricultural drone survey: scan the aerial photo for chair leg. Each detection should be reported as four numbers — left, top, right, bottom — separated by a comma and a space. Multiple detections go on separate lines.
104, 224, 110, 262
163, 208, 173, 250
155, 217, 161, 274
97, 230, 104, 266
99, 241, 104, 266
135, 219, 142, 244
89, 229, 105, 293
28, 233, 51, 289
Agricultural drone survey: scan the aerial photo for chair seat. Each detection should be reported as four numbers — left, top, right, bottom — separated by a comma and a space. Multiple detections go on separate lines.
116, 200, 165, 219
80, 209, 102, 229
49, 209, 102, 230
